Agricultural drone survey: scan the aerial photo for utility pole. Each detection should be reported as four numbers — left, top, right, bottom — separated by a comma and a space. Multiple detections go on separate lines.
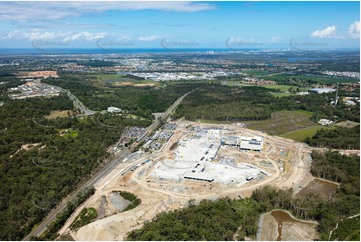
334, 83, 339, 107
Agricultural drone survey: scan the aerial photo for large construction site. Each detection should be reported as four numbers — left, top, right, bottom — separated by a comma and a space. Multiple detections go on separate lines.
58, 120, 314, 240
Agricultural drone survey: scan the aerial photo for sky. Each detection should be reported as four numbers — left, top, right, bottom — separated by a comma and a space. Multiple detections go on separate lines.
0, 1, 359, 50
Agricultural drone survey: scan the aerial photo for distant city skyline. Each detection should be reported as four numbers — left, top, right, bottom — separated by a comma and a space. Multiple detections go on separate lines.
0, 1, 359, 50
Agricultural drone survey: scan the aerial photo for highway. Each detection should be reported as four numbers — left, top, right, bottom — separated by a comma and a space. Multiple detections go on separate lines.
44, 82, 95, 116
64, 89, 95, 116
23, 88, 196, 240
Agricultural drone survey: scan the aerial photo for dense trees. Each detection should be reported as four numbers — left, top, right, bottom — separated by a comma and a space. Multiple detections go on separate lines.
173, 84, 360, 123
311, 151, 360, 240
43, 75, 199, 118
0, 95, 148, 240
306, 126, 360, 149
127, 198, 261, 241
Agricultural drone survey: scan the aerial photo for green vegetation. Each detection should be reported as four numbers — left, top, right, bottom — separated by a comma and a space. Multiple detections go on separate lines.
43, 75, 198, 118
33, 186, 95, 240
311, 151, 360, 240
245, 110, 316, 136
174, 84, 359, 125
62, 129, 79, 139
265, 74, 359, 85
335, 120, 359, 128
330, 216, 360, 241
127, 198, 261, 241
305, 126, 360, 149
114, 191, 141, 211
70, 207, 98, 230
174, 85, 275, 122
281, 126, 333, 142
96, 113, 151, 128
0, 85, 149, 240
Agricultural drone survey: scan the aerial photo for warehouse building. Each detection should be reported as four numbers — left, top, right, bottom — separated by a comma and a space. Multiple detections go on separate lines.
308, 88, 335, 94
239, 136, 263, 151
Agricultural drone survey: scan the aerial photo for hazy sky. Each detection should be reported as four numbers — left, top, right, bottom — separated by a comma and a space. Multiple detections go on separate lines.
0, 1, 359, 49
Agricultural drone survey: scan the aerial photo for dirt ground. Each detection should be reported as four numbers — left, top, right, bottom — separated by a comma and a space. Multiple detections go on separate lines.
44, 110, 73, 120
114, 81, 156, 87
17, 70, 58, 78
58, 120, 316, 241
259, 210, 318, 241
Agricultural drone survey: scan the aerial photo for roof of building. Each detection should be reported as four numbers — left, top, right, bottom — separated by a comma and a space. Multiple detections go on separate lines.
308, 88, 335, 93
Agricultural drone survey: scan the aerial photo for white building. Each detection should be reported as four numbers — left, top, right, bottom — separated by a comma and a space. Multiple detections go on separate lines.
107, 106, 122, 113
308, 88, 335, 94
239, 136, 263, 151
318, 119, 333, 126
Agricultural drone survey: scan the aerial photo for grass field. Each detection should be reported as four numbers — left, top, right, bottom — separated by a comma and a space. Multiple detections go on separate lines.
263, 85, 308, 92
245, 110, 317, 136
70, 207, 97, 230
280, 126, 333, 142
59, 129, 79, 138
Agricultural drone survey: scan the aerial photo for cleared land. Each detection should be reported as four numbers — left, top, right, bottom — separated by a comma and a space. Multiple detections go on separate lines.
335, 120, 360, 128
90, 74, 161, 87
259, 210, 318, 241
245, 110, 318, 136
44, 110, 73, 120
57, 120, 313, 241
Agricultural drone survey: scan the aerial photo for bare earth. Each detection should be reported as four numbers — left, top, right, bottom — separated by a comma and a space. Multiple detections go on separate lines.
259, 210, 318, 241
17, 70, 58, 78
58, 120, 318, 240
114, 82, 156, 87
44, 110, 73, 120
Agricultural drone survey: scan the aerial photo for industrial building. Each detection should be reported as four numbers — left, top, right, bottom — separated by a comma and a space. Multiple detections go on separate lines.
150, 128, 267, 184
221, 136, 239, 146
308, 88, 335, 94
221, 135, 263, 151
239, 136, 263, 151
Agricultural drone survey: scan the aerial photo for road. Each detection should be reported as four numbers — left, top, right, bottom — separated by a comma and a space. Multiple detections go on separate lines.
23, 88, 195, 240
131, 88, 197, 150
64, 90, 95, 116
43, 82, 95, 116
23, 150, 130, 240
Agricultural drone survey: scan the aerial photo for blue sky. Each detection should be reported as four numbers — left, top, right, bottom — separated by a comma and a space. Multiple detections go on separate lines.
0, 1, 359, 49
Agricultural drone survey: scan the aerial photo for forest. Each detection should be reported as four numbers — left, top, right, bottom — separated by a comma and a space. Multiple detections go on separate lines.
305, 125, 360, 149
173, 84, 360, 123
43, 74, 199, 118
127, 151, 360, 241
0, 93, 148, 240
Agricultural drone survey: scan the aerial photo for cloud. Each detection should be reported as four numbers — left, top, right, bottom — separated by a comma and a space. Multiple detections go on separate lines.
138, 35, 159, 41
63, 32, 106, 42
1, 30, 107, 42
1, 30, 62, 41
311, 25, 337, 38
0, 2, 215, 22
348, 21, 360, 38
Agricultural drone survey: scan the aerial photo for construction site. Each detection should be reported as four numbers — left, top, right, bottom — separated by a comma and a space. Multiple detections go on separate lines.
58, 120, 314, 240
